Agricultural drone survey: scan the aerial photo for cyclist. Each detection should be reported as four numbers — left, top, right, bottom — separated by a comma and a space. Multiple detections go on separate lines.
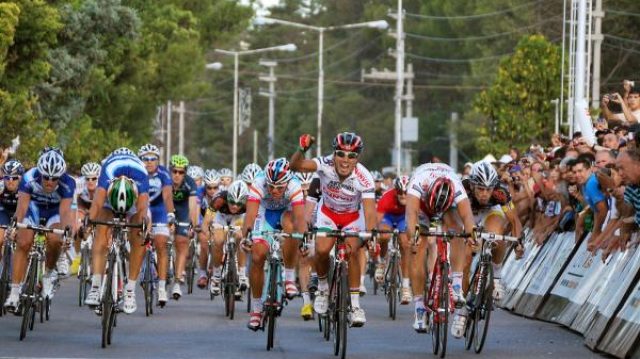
241, 158, 306, 330
187, 165, 205, 190
241, 163, 263, 186
463, 161, 523, 301
196, 169, 220, 289
218, 168, 233, 189
294, 171, 317, 320
76, 162, 101, 242
290, 132, 377, 327
139, 144, 175, 307
371, 170, 385, 201
405, 162, 477, 337
84, 148, 149, 313
4, 149, 76, 311
0, 160, 24, 250
169, 155, 199, 300
201, 180, 248, 296
376, 175, 413, 304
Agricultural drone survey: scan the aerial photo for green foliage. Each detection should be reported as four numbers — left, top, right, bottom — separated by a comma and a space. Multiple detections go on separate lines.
472, 35, 561, 155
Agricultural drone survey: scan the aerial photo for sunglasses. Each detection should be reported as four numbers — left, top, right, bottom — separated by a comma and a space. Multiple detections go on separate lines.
268, 183, 288, 190
3, 176, 19, 181
86, 177, 98, 182
228, 200, 245, 207
141, 156, 158, 162
172, 170, 185, 175
335, 150, 359, 159
206, 185, 219, 190
42, 175, 60, 182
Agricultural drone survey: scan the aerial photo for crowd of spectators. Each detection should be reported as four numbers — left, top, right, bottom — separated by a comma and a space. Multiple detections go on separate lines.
487, 80, 640, 261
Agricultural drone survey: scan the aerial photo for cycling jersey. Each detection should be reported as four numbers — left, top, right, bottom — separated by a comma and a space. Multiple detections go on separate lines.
248, 176, 305, 210
311, 155, 375, 213
407, 163, 468, 210
0, 188, 18, 225
77, 187, 94, 211
209, 190, 246, 227
99, 152, 149, 194
149, 165, 172, 207
20, 168, 76, 226
173, 175, 197, 236
461, 179, 512, 212
377, 188, 407, 231
306, 177, 322, 204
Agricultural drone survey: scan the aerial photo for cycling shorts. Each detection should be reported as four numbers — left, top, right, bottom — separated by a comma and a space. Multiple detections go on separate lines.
251, 207, 286, 248
473, 205, 506, 227
174, 202, 190, 236
381, 212, 407, 232
24, 202, 60, 227
315, 204, 364, 232
149, 204, 170, 237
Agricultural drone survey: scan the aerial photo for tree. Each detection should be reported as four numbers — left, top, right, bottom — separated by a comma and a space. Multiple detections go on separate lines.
473, 34, 562, 154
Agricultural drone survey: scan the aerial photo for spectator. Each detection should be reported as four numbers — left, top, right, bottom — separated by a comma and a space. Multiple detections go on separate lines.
602, 133, 620, 152
509, 147, 521, 162
462, 162, 473, 178
601, 82, 640, 126
595, 150, 616, 169
571, 155, 608, 245
607, 148, 640, 252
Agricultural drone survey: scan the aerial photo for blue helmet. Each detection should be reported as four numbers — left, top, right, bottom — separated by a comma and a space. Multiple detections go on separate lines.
264, 158, 292, 186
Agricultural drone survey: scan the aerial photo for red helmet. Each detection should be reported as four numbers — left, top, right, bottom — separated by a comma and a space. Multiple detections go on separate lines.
332, 132, 364, 153
422, 177, 455, 217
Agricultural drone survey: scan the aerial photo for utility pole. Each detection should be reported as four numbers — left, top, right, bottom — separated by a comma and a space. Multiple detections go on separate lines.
573, 0, 595, 144
166, 100, 172, 168
253, 130, 258, 164
174, 101, 186, 155
591, 0, 604, 109
449, 113, 458, 171
393, 0, 405, 176
259, 60, 278, 161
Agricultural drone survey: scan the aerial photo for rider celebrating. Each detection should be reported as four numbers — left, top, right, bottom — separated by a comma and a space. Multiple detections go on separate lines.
290, 132, 377, 327
463, 161, 523, 301
169, 155, 199, 300
376, 175, 413, 304
405, 162, 476, 337
241, 158, 306, 330
84, 148, 149, 313
4, 149, 76, 310
139, 144, 175, 307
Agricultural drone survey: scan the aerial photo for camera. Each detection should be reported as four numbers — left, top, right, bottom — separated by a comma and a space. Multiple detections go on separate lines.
606, 93, 623, 113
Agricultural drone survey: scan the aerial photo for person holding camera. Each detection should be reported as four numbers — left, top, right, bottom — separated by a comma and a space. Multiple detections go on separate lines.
601, 81, 640, 126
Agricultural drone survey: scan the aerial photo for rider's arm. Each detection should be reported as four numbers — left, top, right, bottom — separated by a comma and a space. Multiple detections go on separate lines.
188, 195, 198, 227
59, 198, 74, 233
503, 202, 523, 238
291, 202, 307, 234
290, 150, 318, 172
456, 198, 476, 235
162, 185, 175, 214
405, 194, 420, 237
362, 198, 377, 231
15, 191, 31, 223
242, 200, 259, 238
89, 188, 106, 221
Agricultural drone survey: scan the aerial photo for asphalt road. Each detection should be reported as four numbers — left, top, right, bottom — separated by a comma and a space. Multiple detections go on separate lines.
0, 277, 607, 359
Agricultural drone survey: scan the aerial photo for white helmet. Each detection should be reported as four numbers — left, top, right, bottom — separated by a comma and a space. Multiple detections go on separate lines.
293, 172, 314, 186
470, 161, 499, 188
203, 169, 220, 186
111, 147, 135, 157
137, 144, 160, 157
226, 180, 248, 205
81, 162, 101, 177
37, 150, 66, 178
241, 163, 262, 184
187, 165, 204, 180
218, 168, 233, 179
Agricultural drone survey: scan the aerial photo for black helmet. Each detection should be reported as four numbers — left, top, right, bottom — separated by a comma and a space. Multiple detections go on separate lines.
332, 132, 364, 153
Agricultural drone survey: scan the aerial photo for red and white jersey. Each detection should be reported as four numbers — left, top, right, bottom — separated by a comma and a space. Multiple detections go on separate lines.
408, 163, 468, 205
312, 155, 375, 213
248, 176, 305, 210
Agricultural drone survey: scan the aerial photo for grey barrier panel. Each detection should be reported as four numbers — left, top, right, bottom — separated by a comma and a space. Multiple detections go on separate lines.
584, 239, 640, 349
514, 232, 577, 318
536, 234, 600, 324
501, 229, 544, 310
597, 274, 640, 358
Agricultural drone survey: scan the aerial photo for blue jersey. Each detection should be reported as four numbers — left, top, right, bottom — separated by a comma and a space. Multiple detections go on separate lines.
581, 173, 606, 212
99, 153, 149, 194
149, 165, 172, 207
20, 168, 76, 209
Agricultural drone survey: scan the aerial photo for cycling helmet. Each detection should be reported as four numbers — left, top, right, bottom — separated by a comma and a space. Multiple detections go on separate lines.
294, 171, 314, 186
469, 161, 499, 188
332, 132, 364, 153
187, 165, 204, 179
203, 169, 220, 186
39, 146, 64, 157
170, 154, 189, 169
2, 159, 25, 177
422, 177, 455, 217
241, 163, 263, 184
265, 158, 292, 186
226, 180, 248, 205
371, 170, 383, 182
107, 176, 138, 215
37, 150, 66, 178
137, 144, 160, 157
111, 147, 135, 157
218, 168, 233, 179
393, 175, 410, 193
81, 162, 101, 177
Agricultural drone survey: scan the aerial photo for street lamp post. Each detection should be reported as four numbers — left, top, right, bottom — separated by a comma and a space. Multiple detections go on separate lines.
254, 17, 388, 156
207, 44, 296, 176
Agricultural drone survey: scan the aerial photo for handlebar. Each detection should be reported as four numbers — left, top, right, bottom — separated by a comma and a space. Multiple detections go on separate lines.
16, 222, 69, 236
209, 223, 241, 232
90, 219, 144, 229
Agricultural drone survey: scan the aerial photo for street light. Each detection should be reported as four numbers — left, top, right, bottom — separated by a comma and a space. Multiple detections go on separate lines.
205, 62, 223, 70
208, 43, 296, 176
254, 17, 389, 156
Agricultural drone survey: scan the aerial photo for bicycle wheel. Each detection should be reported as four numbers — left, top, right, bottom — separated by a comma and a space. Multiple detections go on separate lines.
464, 264, 480, 351
0, 245, 12, 316
226, 251, 237, 320
438, 263, 450, 359
143, 251, 153, 317
473, 264, 493, 354
266, 261, 279, 351
186, 242, 196, 294
20, 258, 37, 340
336, 263, 349, 359
429, 270, 439, 355
387, 257, 398, 320
78, 256, 86, 307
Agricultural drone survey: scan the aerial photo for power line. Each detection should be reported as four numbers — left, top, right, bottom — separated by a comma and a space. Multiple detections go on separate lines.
406, 51, 512, 63
404, 0, 542, 21
604, 34, 640, 47
601, 41, 640, 55
606, 9, 640, 18
266, 33, 363, 63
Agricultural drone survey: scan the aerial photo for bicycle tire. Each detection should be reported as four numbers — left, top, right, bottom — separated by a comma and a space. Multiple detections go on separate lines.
20, 258, 38, 341
438, 263, 449, 359
186, 242, 196, 294
0, 245, 12, 316
45, 296, 51, 321
464, 264, 480, 351
102, 253, 115, 348
430, 269, 439, 355
266, 260, 279, 350
143, 251, 153, 317
474, 264, 492, 354
78, 258, 86, 307
387, 257, 398, 320
337, 262, 349, 359
226, 249, 237, 320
